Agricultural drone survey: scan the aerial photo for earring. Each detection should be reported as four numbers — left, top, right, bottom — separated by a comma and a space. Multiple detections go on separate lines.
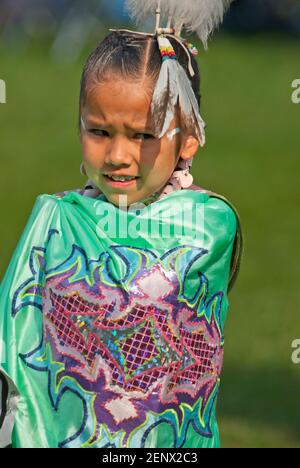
177, 159, 194, 189
80, 162, 87, 176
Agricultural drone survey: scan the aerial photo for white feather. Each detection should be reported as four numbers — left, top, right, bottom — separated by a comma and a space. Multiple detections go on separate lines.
151, 56, 206, 146
126, 0, 235, 47
125, 0, 158, 23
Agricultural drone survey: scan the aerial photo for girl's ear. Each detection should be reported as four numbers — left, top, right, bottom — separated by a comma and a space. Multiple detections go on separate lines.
180, 135, 200, 161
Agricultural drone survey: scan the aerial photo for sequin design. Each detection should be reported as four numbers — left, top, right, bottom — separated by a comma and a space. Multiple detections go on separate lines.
14, 239, 225, 448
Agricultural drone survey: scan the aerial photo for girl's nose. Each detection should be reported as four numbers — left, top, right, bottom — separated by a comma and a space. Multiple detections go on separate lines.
104, 135, 133, 167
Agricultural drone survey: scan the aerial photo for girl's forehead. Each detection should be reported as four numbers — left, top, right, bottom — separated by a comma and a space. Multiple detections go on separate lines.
83, 78, 154, 124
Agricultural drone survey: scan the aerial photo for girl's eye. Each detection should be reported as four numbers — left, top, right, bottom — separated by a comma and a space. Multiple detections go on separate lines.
87, 130, 155, 140
134, 133, 155, 141
89, 129, 109, 137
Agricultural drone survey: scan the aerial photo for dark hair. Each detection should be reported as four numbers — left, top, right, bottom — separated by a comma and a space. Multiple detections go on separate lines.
79, 30, 201, 124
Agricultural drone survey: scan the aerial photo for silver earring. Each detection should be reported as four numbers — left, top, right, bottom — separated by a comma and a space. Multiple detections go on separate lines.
80, 162, 86, 176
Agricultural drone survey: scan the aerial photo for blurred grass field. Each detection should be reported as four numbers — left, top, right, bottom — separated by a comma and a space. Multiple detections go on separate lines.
0, 32, 300, 448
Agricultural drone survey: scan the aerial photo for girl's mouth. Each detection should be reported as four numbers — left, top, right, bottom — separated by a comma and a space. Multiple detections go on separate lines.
103, 175, 139, 187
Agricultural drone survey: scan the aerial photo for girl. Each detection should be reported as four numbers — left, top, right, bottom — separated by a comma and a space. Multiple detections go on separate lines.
0, 0, 243, 448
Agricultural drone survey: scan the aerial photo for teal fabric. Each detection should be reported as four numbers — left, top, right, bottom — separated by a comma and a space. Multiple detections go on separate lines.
0, 188, 238, 448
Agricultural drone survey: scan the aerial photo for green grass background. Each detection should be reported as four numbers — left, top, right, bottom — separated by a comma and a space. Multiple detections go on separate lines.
0, 33, 300, 447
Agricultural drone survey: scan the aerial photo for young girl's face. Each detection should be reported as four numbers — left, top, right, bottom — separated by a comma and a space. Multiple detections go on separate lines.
80, 76, 198, 207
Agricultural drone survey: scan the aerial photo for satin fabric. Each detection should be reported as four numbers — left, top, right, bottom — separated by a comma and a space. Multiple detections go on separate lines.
0, 188, 237, 448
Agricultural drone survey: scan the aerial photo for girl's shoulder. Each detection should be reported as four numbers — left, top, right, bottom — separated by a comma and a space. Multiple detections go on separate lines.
188, 184, 244, 293
188, 184, 240, 220
188, 184, 241, 224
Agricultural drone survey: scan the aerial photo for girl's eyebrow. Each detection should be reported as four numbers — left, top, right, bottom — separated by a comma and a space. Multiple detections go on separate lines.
82, 117, 154, 133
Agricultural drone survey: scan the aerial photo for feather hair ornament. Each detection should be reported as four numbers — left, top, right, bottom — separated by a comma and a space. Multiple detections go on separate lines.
125, 0, 235, 146
152, 34, 206, 145
126, 0, 234, 48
